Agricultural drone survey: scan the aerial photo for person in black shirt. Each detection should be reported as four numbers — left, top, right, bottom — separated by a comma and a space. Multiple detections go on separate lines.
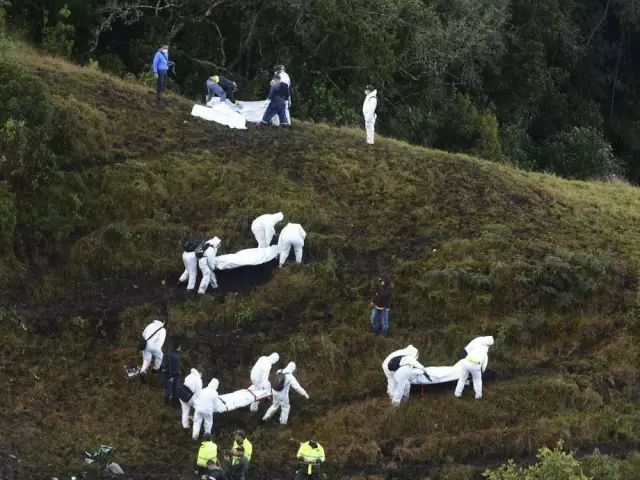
163, 339, 181, 407
370, 274, 392, 336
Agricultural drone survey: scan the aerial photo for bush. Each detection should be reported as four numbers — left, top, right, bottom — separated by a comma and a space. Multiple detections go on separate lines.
97, 53, 127, 76
540, 126, 620, 180
483, 442, 590, 479
299, 81, 360, 126
42, 22, 74, 57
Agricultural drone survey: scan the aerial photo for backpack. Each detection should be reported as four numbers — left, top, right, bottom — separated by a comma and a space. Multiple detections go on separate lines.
183, 238, 204, 253
387, 355, 404, 372
178, 384, 195, 402
272, 372, 287, 392
138, 324, 164, 351
195, 242, 211, 259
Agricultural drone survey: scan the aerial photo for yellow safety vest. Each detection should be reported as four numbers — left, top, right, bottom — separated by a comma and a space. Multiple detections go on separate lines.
196, 441, 218, 467
232, 438, 253, 464
297, 442, 325, 475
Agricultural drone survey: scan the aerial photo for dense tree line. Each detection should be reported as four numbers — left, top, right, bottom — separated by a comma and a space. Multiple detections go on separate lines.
4, 0, 640, 181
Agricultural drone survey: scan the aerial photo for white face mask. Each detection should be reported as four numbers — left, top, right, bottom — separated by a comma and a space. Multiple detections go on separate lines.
162, 48, 169, 54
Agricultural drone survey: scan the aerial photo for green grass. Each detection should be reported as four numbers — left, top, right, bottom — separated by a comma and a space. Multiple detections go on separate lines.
1, 37, 640, 479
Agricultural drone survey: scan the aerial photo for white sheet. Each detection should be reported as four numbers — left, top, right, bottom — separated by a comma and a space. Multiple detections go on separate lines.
213, 387, 271, 413
410, 360, 466, 385
215, 246, 278, 270
236, 100, 269, 123
191, 103, 247, 130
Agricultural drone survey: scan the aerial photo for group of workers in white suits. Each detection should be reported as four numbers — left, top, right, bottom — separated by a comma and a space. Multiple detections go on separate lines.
382, 336, 495, 406
178, 212, 307, 294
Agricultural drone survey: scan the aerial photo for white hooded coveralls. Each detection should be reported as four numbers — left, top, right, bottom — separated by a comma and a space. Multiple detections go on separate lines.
362, 89, 377, 145
382, 345, 426, 405
278, 223, 306, 266
249, 353, 280, 412
192, 378, 220, 439
455, 336, 494, 399
198, 237, 222, 294
251, 213, 284, 248
179, 251, 198, 291
262, 362, 309, 424
180, 368, 203, 428
140, 320, 166, 374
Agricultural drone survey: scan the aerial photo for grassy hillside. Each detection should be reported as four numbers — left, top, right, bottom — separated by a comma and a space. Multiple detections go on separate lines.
1, 38, 640, 479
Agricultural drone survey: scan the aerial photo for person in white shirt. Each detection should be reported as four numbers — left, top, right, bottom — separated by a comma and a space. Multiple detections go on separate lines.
362, 85, 378, 145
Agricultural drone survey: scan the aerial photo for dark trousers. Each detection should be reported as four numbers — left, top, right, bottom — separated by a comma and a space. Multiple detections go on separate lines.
163, 376, 178, 406
156, 70, 168, 97
261, 100, 289, 126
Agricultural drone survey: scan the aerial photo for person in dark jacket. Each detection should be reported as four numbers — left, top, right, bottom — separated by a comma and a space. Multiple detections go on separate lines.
227, 445, 249, 480
217, 75, 238, 103
163, 339, 182, 406
201, 460, 229, 480
370, 274, 392, 336
260, 75, 290, 127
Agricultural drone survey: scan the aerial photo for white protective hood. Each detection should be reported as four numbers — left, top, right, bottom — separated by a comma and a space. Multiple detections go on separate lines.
268, 353, 281, 365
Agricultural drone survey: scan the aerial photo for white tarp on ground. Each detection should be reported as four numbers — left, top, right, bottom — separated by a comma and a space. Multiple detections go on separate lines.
191, 103, 247, 130
236, 100, 269, 123
410, 360, 466, 385
213, 387, 271, 413
215, 246, 279, 270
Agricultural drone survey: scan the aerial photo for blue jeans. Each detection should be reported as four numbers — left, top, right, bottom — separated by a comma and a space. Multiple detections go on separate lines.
371, 308, 389, 335
262, 100, 289, 126
156, 70, 168, 97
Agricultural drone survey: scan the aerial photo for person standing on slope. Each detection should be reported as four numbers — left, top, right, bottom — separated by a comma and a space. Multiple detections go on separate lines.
192, 378, 220, 439
197, 237, 222, 294
179, 368, 203, 429
277, 223, 306, 268
382, 345, 430, 406
274, 65, 291, 123
248, 352, 280, 412
152, 44, 171, 101
179, 238, 201, 294
251, 212, 284, 248
362, 85, 378, 145
262, 361, 310, 425
196, 434, 218, 476
296, 439, 325, 479
163, 338, 181, 406
455, 336, 494, 400
261, 75, 290, 128
370, 274, 392, 336
139, 318, 167, 377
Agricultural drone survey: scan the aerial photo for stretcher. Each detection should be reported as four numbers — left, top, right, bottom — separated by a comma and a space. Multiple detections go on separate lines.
410, 359, 466, 385
213, 386, 272, 413
215, 246, 278, 270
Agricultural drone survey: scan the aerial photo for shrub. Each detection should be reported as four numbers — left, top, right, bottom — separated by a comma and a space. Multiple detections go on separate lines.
483, 442, 590, 479
42, 7, 75, 58
97, 53, 127, 76
540, 126, 620, 180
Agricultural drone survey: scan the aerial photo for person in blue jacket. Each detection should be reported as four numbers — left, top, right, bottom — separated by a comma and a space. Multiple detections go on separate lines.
206, 76, 226, 104
152, 44, 170, 100
261, 75, 290, 127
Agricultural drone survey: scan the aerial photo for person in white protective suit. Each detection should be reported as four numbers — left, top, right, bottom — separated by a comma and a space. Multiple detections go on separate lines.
180, 368, 203, 429
249, 353, 280, 412
198, 237, 222, 294
362, 85, 377, 145
274, 65, 291, 123
192, 378, 220, 439
251, 212, 284, 248
382, 345, 430, 406
455, 336, 494, 400
262, 362, 309, 424
140, 318, 167, 375
179, 240, 199, 292
278, 223, 306, 268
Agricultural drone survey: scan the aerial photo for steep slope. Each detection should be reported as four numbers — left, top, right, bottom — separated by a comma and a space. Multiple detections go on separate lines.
1, 39, 640, 479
